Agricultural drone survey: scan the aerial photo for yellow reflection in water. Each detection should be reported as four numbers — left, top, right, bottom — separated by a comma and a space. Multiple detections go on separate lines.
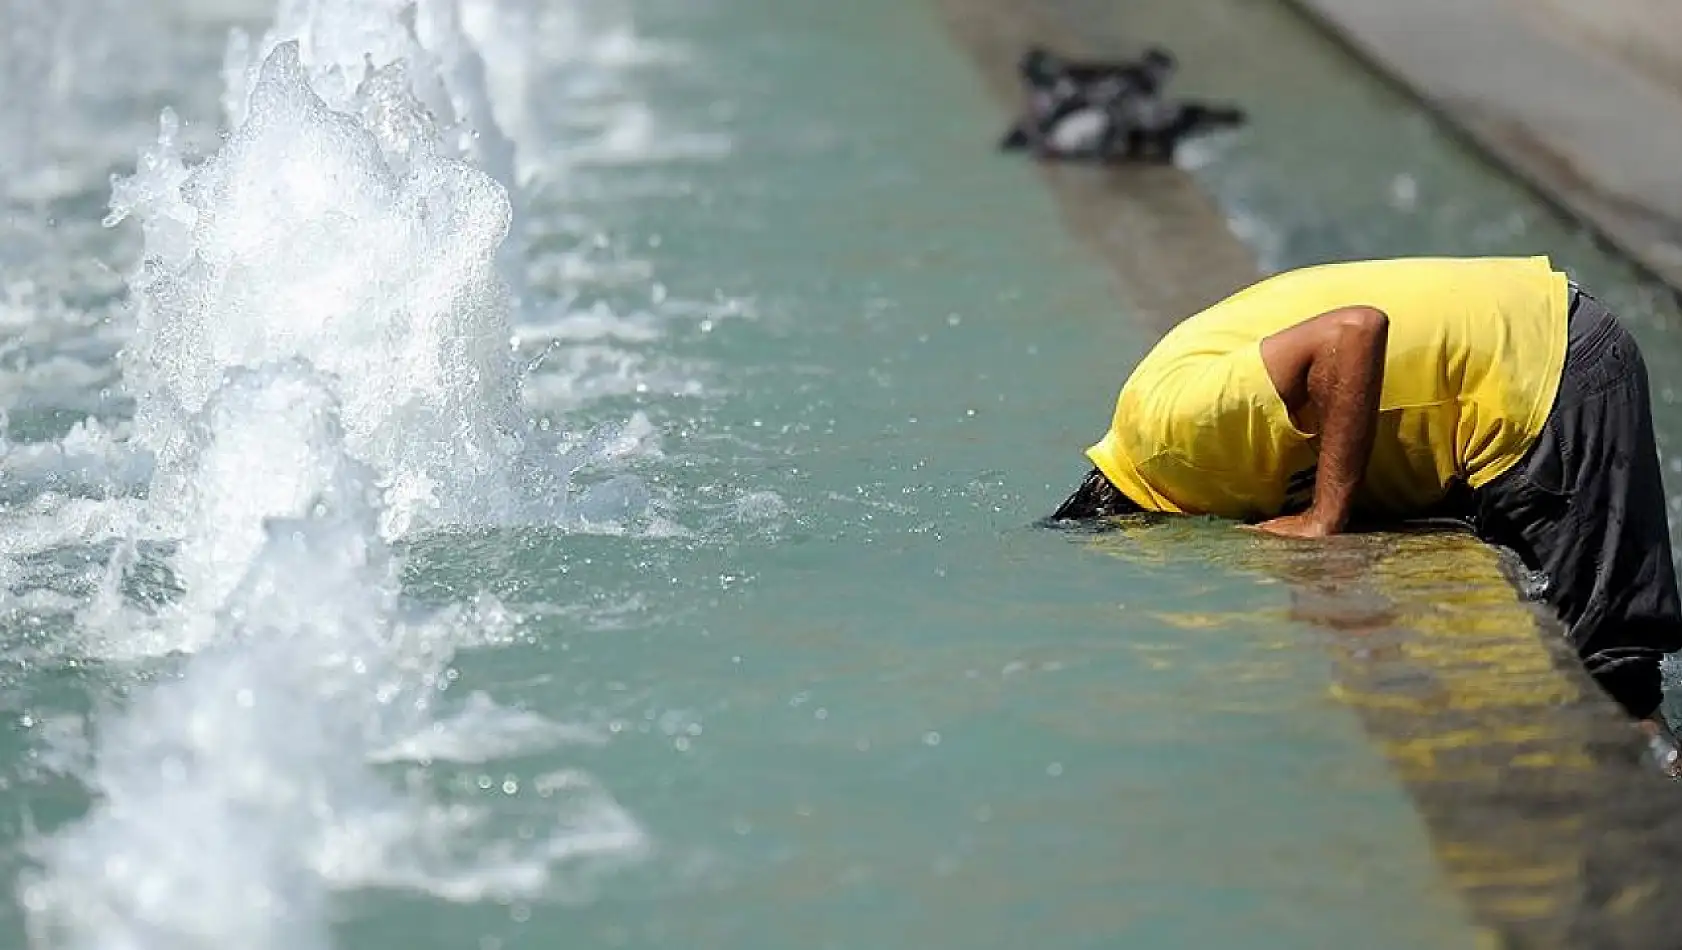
1071, 519, 1674, 948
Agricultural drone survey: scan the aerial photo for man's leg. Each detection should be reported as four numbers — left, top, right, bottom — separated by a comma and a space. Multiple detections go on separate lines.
1474, 290, 1682, 726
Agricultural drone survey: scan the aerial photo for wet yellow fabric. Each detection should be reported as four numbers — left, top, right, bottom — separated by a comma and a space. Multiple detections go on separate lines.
1087, 256, 1569, 519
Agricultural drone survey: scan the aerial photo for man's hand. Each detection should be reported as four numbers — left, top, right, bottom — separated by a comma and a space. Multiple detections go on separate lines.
1259, 306, 1390, 535
1253, 511, 1336, 539
1638, 716, 1682, 778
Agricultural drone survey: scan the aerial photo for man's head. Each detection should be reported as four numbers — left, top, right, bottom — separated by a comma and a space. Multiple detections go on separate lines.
1050, 468, 1143, 521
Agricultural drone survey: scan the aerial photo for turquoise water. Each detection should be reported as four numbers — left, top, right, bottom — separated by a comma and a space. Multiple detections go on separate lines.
1, 0, 1677, 947
411, 1, 1474, 945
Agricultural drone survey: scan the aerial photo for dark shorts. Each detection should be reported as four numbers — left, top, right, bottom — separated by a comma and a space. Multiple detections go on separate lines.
1472, 287, 1682, 719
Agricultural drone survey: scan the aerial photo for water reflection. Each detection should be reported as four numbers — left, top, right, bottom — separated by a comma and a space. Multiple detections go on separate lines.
1078, 519, 1682, 947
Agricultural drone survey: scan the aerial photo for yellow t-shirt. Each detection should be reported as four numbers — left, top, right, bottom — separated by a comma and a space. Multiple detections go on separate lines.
1086, 256, 1569, 520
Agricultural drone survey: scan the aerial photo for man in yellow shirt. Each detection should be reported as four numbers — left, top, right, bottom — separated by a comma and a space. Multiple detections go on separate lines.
1055, 257, 1682, 761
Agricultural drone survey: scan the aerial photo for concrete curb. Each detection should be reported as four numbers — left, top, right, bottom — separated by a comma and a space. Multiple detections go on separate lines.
1282, 0, 1682, 297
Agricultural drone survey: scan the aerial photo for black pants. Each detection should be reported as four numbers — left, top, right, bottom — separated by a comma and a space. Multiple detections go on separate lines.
1473, 287, 1682, 719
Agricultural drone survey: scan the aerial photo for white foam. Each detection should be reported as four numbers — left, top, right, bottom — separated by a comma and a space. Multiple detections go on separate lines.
517, 301, 664, 347
222, 0, 527, 303
0, 490, 149, 632
22, 2, 653, 945
567, 102, 733, 167
116, 42, 529, 540
528, 5, 689, 72
0, 0, 177, 196
318, 770, 648, 904
148, 362, 384, 648
0, 279, 127, 432
371, 690, 606, 764
25, 368, 647, 950
588, 25, 689, 69
522, 344, 708, 410
459, 0, 540, 185
732, 490, 788, 524
0, 418, 149, 502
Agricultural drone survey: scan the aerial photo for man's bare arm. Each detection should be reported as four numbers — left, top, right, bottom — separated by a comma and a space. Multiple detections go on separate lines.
1254, 306, 1390, 538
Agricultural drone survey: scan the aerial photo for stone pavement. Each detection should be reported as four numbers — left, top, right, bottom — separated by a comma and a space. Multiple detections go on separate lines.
1287, 0, 1682, 294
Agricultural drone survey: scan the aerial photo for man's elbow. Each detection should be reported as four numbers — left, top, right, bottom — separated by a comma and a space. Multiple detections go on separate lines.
1335, 306, 1389, 338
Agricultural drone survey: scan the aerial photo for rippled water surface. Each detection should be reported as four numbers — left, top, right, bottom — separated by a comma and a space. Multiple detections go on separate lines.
3, 0, 1681, 947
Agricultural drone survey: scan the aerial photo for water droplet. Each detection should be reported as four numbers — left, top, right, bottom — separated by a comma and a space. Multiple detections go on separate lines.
502, 777, 519, 795
1389, 173, 1419, 210
1047, 762, 1064, 777
477, 774, 493, 790
923, 731, 942, 746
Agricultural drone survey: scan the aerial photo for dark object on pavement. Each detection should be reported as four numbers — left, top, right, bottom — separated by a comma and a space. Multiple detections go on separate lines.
999, 45, 1246, 164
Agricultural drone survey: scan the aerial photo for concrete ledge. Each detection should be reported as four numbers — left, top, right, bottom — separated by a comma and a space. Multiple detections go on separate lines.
1284, 0, 1682, 295
1288, 532, 1682, 948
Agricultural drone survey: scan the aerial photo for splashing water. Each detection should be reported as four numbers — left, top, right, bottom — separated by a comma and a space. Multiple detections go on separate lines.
115, 41, 526, 543
222, 0, 526, 300
0, 0, 174, 198
22, 369, 645, 949
20, 1, 651, 945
